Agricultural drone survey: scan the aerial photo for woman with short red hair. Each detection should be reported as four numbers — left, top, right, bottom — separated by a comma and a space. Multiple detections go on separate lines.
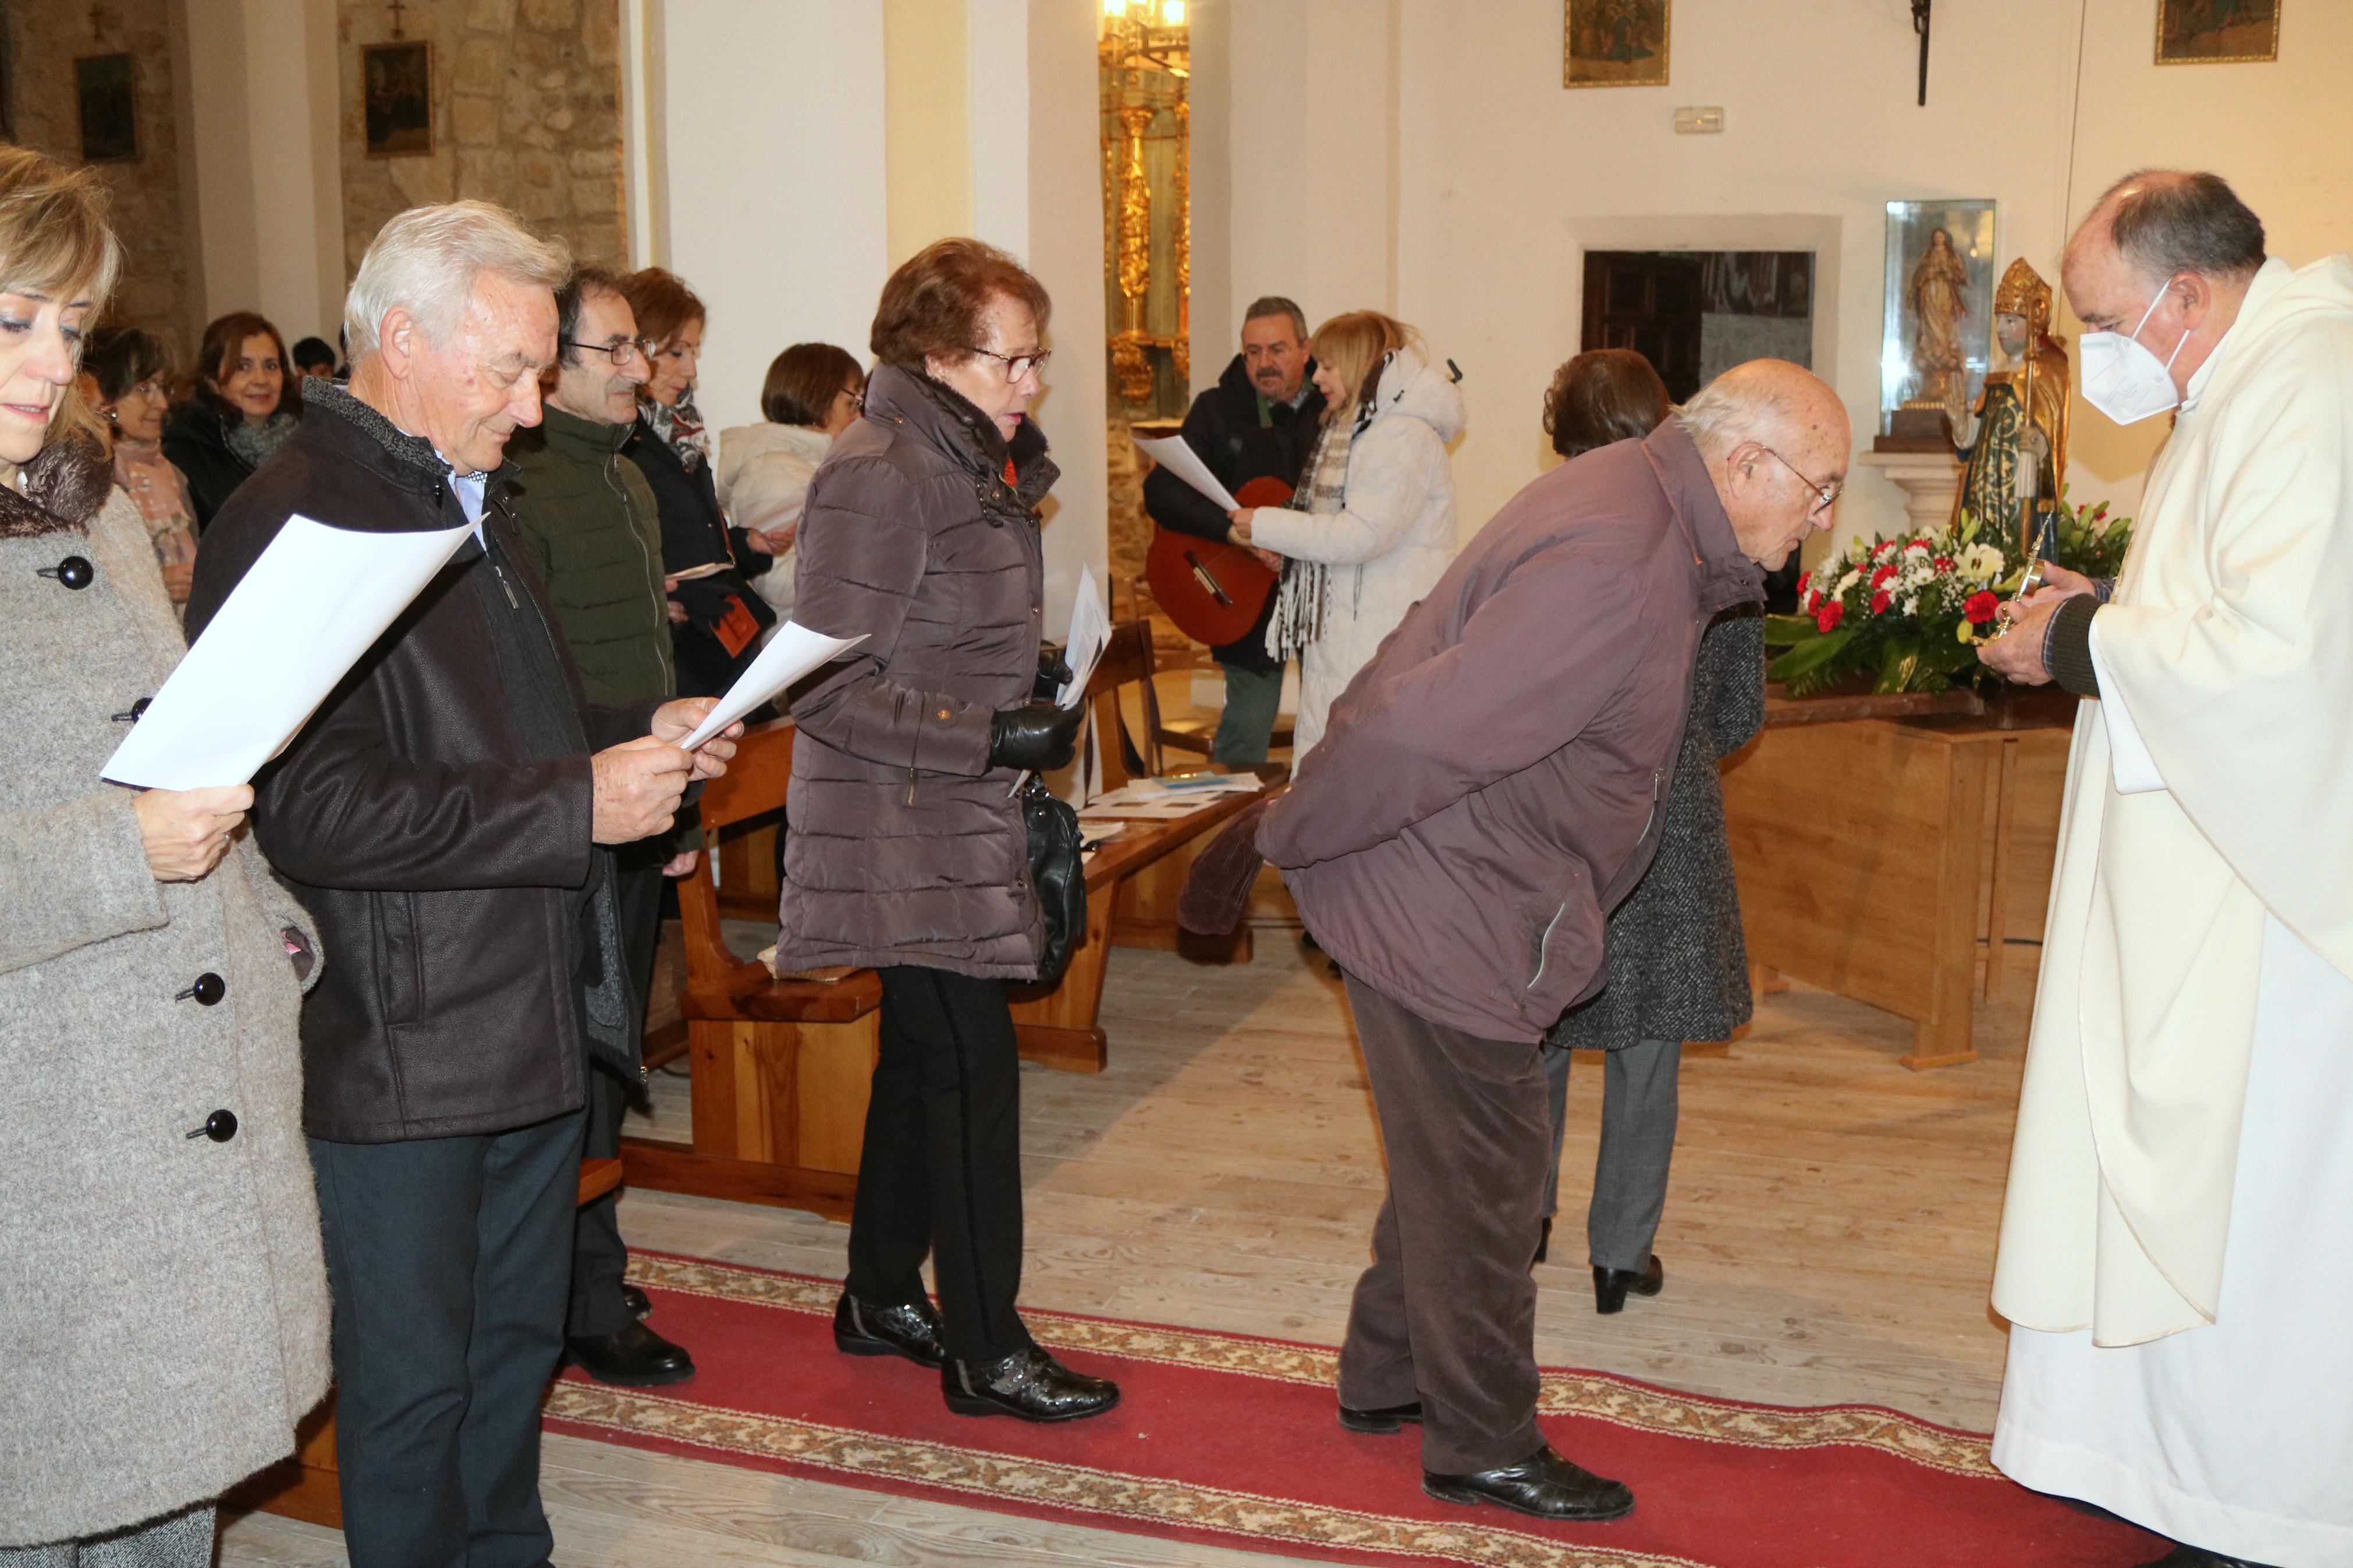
776, 237, 1119, 1425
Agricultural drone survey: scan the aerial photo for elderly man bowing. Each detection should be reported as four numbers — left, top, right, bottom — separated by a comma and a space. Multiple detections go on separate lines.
1979, 171, 2353, 1568
1257, 359, 1846, 1523
187, 202, 737, 1567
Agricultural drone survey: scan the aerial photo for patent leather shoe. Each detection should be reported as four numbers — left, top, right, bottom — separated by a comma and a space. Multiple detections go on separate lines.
1424, 1443, 1635, 1521
622, 1283, 651, 1321
1532, 1216, 1552, 1267
2137, 1549, 2281, 1567
1338, 1399, 1424, 1434
1593, 1254, 1665, 1314
942, 1345, 1120, 1423
833, 1291, 946, 1369
566, 1318, 695, 1387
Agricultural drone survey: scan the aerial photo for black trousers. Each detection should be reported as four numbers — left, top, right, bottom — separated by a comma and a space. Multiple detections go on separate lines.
1337, 974, 1550, 1475
844, 966, 1030, 1364
568, 856, 667, 1338
311, 1108, 587, 1568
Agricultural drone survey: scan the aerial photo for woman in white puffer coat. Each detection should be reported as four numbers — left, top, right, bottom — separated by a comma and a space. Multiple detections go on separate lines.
1230, 311, 1464, 757
716, 342, 867, 629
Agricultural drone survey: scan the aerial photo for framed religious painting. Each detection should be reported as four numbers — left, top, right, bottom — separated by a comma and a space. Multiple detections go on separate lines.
75, 54, 137, 164
361, 40, 434, 158
1878, 200, 1996, 445
2156, 0, 2281, 65
1564, 0, 1670, 90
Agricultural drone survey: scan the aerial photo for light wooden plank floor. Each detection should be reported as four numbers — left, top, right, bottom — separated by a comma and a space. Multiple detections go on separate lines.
224, 915, 2043, 1567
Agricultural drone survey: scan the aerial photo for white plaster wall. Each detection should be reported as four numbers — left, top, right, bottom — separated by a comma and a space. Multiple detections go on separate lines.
651, 1, 890, 435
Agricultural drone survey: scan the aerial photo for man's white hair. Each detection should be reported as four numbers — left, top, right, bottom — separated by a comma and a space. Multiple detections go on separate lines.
343, 200, 570, 361
1672, 367, 1802, 457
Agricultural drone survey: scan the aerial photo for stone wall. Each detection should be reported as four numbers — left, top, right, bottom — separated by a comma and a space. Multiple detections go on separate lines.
337, 0, 625, 281
3, 0, 196, 352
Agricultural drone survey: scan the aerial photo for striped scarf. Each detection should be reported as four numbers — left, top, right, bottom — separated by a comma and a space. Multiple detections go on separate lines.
1265, 413, 1357, 660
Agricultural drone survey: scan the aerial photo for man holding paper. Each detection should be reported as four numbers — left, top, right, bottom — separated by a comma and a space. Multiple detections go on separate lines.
1977, 170, 2353, 1567
186, 202, 739, 1565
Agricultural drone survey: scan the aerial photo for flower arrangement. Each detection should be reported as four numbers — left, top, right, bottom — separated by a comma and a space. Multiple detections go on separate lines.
2050, 488, 2133, 579
1766, 513, 2020, 695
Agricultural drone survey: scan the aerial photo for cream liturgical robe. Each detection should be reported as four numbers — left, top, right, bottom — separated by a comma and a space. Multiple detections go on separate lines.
1990, 255, 2353, 1564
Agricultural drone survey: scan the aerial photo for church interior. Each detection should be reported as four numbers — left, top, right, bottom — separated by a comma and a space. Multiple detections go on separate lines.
6, 2, 2350, 1565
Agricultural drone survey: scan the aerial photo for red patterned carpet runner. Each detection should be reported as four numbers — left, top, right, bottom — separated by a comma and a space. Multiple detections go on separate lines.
544, 1252, 2164, 1568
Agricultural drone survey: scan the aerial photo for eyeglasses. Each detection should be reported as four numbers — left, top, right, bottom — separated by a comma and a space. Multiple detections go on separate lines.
562, 337, 655, 369
840, 387, 865, 411
1760, 445, 1843, 516
968, 346, 1050, 382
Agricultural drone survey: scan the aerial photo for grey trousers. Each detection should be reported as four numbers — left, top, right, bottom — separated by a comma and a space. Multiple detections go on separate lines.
0, 1509, 213, 1567
1540, 1037, 1682, 1274
1212, 661, 1284, 764
1337, 975, 1550, 1474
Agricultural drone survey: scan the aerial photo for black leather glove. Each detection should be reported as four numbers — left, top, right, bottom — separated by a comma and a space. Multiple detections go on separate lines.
1033, 645, 1074, 701
989, 701, 1085, 772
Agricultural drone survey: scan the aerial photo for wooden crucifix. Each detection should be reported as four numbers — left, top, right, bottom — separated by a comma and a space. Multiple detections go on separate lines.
1911, 0, 1932, 106
388, 0, 409, 40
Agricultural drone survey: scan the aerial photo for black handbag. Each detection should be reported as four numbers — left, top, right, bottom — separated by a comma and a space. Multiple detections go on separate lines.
1020, 777, 1088, 987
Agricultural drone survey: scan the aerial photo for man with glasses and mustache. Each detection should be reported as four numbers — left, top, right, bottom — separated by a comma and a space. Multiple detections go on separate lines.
505, 265, 701, 1392
1244, 358, 1846, 1524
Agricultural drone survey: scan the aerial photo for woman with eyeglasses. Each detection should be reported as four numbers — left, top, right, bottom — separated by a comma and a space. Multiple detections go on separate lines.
777, 237, 1118, 1425
161, 310, 301, 532
85, 326, 199, 610
716, 342, 867, 630
1529, 349, 1766, 1315
615, 266, 776, 696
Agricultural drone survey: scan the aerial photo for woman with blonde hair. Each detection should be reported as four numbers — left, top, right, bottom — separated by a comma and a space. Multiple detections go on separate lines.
1229, 310, 1464, 755
0, 145, 327, 1567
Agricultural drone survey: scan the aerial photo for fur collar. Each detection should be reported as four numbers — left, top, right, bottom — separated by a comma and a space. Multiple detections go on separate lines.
0, 433, 113, 539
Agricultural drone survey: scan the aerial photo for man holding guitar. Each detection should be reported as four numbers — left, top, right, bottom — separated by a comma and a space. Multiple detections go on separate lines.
1142, 296, 1326, 763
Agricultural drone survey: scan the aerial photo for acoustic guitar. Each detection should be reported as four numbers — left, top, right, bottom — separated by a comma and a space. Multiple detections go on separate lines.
1145, 474, 1293, 648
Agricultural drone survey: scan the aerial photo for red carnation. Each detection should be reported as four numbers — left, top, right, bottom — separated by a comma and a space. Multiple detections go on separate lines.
1870, 589, 1894, 616
1815, 601, 1844, 632
1965, 590, 2001, 625
1934, 556, 1955, 573
1871, 563, 1898, 588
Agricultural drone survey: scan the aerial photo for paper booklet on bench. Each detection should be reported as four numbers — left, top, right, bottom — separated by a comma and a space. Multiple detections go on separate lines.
102, 514, 477, 791
682, 622, 867, 748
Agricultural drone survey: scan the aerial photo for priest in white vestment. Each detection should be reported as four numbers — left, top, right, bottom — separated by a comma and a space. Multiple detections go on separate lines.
1978, 171, 2353, 1568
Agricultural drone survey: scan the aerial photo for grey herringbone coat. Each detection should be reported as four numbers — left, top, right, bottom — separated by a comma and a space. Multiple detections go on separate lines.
0, 443, 329, 1547
1548, 609, 1765, 1051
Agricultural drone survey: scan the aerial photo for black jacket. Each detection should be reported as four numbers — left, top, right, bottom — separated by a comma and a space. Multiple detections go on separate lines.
623, 417, 775, 696
186, 383, 659, 1143
161, 399, 257, 534
1141, 353, 1326, 671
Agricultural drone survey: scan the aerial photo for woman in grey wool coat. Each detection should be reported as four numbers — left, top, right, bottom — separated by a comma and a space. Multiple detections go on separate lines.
0, 147, 328, 1567
1534, 350, 1766, 1314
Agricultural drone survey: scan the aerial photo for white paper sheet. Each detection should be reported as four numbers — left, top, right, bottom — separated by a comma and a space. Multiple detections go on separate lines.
1057, 563, 1111, 710
101, 514, 476, 790
1134, 434, 1240, 514
682, 621, 866, 748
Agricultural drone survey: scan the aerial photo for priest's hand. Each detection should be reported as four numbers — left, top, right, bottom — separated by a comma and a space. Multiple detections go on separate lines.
1978, 597, 2057, 685
651, 697, 742, 781
591, 736, 691, 844
2018, 561, 2099, 610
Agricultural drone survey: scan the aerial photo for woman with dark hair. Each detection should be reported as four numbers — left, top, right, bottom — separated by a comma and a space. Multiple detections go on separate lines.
1531, 350, 1768, 1314
161, 310, 300, 531
86, 326, 199, 609
778, 237, 1118, 1424
716, 342, 865, 628
616, 266, 775, 695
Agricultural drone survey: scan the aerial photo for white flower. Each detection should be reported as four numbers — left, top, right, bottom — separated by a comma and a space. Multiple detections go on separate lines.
1834, 570, 1861, 595
1901, 594, 1919, 616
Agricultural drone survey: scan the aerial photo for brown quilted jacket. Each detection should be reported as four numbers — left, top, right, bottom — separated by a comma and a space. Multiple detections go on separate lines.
776, 365, 1056, 979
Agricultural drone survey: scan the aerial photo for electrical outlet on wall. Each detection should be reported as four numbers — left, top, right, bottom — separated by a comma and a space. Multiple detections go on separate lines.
1673, 106, 1724, 135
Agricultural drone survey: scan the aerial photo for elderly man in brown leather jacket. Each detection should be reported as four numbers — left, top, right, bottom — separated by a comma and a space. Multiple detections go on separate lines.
1258, 359, 1848, 1524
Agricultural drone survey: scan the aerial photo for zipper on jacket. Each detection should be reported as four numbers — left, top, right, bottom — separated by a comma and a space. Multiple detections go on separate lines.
1637, 766, 1663, 841
1527, 901, 1568, 992
491, 559, 520, 608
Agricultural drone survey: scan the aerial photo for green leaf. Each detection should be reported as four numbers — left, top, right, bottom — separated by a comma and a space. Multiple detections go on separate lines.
1768, 626, 1854, 682
1873, 646, 1923, 693
1763, 613, 1819, 647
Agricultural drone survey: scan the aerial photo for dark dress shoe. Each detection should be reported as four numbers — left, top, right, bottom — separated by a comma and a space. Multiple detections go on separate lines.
833, 1292, 946, 1369
622, 1283, 651, 1321
942, 1346, 1120, 1423
1593, 1254, 1665, 1314
1533, 1216, 1552, 1267
2138, 1549, 2281, 1567
1425, 1443, 1635, 1521
1339, 1399, 1424, 1434
566, 1318, 695, 1387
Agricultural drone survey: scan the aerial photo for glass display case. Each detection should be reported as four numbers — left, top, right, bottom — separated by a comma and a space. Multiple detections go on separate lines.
1879, 199, 1997, 444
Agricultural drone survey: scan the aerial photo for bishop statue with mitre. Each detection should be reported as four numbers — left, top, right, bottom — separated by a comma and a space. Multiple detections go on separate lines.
1978, 170, 2353, 1568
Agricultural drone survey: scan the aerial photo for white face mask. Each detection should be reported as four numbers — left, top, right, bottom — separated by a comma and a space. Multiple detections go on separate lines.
2080, 282, 2189, 425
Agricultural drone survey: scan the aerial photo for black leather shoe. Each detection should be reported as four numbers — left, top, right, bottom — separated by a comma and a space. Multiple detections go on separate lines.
1339, 1399, 1424, 1434
1593, 1254, 1665, 1314
622, 1283, 651, 1321
566, 1318, 695, 1387
1424, 1443, 1635, 1521
2138, 1549, 2281, 1567
942, 1346, 1120, 1423
1533, 1216, 1552, 1267
833, 1292, 946, 1369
